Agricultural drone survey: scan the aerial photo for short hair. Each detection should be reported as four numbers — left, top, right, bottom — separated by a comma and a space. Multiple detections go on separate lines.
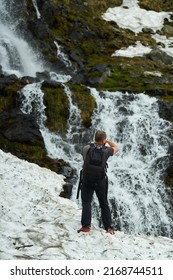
95, 130, 107, 142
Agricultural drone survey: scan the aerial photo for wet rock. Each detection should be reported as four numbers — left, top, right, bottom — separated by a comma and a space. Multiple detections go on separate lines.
36, 71, 51, 82
59, 183, 73, 199
164, 143, 173, 186
0, 109, 43, 146
158, 100, 173, 123
27, 19, 50, 40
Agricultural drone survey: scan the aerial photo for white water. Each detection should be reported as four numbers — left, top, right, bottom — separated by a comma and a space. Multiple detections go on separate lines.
32, 0, 41, 19
54, 41, 72, 68
19, 82, 82, 167
89, 89, 172, 236
0, 0, 44, 77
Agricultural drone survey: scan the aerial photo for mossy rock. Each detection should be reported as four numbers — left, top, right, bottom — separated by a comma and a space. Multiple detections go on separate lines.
0, 134, 74, 177
0, 81, 24, 113
0, 134, 45, 162
69, 83, 96, 127
140, 0, 173, 12
42, 83, 69, 134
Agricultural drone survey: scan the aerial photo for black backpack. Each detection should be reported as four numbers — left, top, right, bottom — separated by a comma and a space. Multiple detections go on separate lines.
83, 143, 107, 182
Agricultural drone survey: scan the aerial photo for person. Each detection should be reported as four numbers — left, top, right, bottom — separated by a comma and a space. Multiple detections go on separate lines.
78, 130, 119, 234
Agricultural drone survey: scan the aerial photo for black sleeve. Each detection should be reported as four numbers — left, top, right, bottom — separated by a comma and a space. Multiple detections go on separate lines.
106, 147, 114, 158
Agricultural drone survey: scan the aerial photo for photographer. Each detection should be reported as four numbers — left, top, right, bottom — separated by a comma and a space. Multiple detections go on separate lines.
78, 130, 119, 234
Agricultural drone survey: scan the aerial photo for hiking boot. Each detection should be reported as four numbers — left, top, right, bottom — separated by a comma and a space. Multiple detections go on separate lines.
78, 227, 91, 233
106, 228, 115, 235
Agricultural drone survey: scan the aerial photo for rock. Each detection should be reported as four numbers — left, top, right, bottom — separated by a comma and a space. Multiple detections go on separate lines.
162, 25, 173, 36
0, 110, 43, 146
158, 100, 173, 123
164, 144, 173, 189
36, 0, 58, 28
70, 52, 84, 68
0, 65, 3, 76
27, 19, 50, 40
59, 183, 73, 199
36, 71, 51, 82
146, 47, 173, 65
0, 74, 19, 87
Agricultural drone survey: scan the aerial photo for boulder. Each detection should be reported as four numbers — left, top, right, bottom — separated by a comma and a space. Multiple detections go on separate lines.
0, 109, 43, 146
146, 47, 173, 65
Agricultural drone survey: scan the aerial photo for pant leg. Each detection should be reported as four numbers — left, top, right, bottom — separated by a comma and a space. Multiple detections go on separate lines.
95, 178, 112, 230
81, 180, 94, 227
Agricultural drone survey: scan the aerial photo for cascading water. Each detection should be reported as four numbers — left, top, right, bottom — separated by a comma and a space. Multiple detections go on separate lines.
89, 88, 173, 237
54, 41, 72, 68
19, 81, 173, 237
32, 0, 41, 19
1, 0, 173, 238
0, 0, 44, 76
19, 80, 82, 167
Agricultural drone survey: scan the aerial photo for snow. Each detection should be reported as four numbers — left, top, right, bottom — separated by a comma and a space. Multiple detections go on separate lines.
102, 0, 171, 34
1, 149, 173, 260
112, 41, 151, 57
102, 0, 173, 59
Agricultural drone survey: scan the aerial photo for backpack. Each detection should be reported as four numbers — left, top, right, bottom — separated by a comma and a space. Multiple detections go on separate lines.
82, 143, 107, 182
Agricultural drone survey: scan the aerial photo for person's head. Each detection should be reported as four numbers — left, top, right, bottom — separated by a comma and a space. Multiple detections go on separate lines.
94, 130, 107, 144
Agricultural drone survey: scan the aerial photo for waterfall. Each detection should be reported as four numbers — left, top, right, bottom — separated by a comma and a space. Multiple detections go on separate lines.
19, 81, 83, 167
0, 0, 44, 77
19, 82, 173, 237
32, 0, 41, 19
54, 41, 72, 68
89, 88, 172, 237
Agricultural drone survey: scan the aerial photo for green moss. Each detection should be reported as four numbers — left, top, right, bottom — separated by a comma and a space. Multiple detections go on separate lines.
161, 95, 173, 104
42, 85, 69, 133
140, 0, 173, 12
99, 64, 141, 91
0, 82, 23, 113
5, 83, 24, 94
49, 56, 59, 63
0, 134, 60, 172
0, 134, 45, 159
69, 83, 96, 127
0, 95, 13, 113
47, 1, 173, 101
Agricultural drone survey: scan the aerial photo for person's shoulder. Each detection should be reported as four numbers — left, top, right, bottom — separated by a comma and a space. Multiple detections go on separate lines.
83, 143, 91, 152
84, 143, 92, 149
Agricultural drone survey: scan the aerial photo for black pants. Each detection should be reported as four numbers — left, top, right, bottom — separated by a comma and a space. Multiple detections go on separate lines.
81, 177, 112, 230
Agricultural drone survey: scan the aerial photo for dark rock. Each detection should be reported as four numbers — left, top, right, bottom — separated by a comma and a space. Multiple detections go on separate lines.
0, 74, 19, 87
59, 183, 73, 199
145, 88, 169, 96
0, 110, 44, 146
158, 100, 173, 123
164, 144, 173, 187
27, 19, 50, 40
36, 71, 51, 82
146, 47, 173, 65
69, 52, 84, 68
36, 0, 58, 28
71, 71, 85, 84
21, 76, 36, 84
0, 65, 3, 76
